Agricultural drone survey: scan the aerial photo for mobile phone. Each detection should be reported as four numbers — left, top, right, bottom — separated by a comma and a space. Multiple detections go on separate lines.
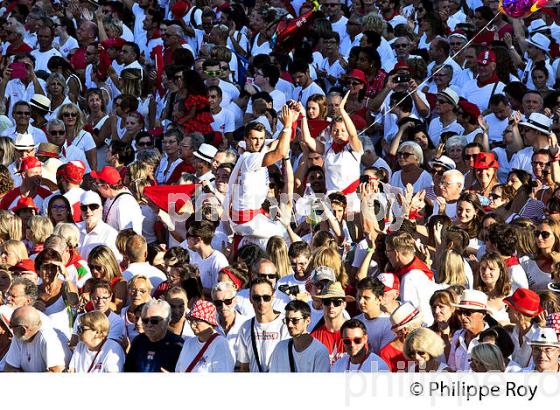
360, 175, 370, 184
394, 75, 410, 83
9, 62, 27, 81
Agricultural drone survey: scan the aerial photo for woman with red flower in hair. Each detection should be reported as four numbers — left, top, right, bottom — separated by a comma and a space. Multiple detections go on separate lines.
173, 69, 214, 139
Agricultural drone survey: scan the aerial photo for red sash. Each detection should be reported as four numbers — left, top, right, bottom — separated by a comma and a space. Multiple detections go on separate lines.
341, 179, 360, 195
231, 208, 265, 224
394, 256, 434, 281
185, 333, 220, 372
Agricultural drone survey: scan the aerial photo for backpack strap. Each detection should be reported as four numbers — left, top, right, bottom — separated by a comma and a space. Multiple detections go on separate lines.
250, 317, 264, 372
288, 339, 296, 373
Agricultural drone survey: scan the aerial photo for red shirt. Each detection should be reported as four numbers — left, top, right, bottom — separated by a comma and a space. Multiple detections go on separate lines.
311, 322, 345, 364
379, 341, 405, 372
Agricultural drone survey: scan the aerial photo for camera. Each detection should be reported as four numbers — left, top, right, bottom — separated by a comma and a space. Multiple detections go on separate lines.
394, 75, 410, 83
278, 284, 300, 297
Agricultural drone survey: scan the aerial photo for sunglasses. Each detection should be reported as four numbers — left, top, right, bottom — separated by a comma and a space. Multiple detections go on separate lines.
393, 44, 408, 49
283, 317, 305, 325
322, 298, 344, 307
89, 264, 103, 271
92, 295, 111, 302
63, 112, 78, 118
532, 161, 549, 168
535, 230, 552, 239
49, 130, 65, 135
342, 337, 363, 345
80, 204, 100, 212
431, 169, 445, 176
489, 193, 502, 200
463, 154, 478, 160
251, 294, 272, 303
136, 141, 153, 147
257, 273, 277, 281
141, 316, 164, 325
15, 111, 31, 116
348, 81, 362, 86
437, 98, 450, 104
456, 309, 483, 316
76, 324, 92, 334
397, 152, 414, 159
204, 70, 221, 77
213, 297, 234, 308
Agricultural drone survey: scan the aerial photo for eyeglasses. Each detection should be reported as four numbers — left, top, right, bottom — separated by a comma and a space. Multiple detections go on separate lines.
283, 317, 305, 325
136, 141, 153, 147
63, 112, 78, 118
141, 316, 165, 325
342, 337, 363, 345
535, 230, 552, 239
322, 298, 344, 307
204, 70, 221, 77
257, 273, 277, 281
130, 288, 148, 295
92, 295, 111, 302
213, 297, 234, 308
393, 43, 409, 49
463, 154, 479, 161
397, 152, 414, 159
489, 193, 502, 200
532, 161, 550, 168
436, 98, 450, 104
456, 309, 483, 316
80, 204, 100, 212
89, 264, 103, 271
431, 169, 445, 176
254, 71, 264, 77
251, 294, 272, 303
76, 324, 92, 334
49, 130, 65, 135
15, 111, 31, 116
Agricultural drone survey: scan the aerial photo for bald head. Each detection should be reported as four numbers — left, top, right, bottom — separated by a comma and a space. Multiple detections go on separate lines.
11, 305, 41, 336
252, 259, 278, 286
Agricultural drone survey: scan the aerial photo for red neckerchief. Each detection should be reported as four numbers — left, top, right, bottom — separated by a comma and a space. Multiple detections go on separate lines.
477, 72, 499, 87
332, 141, 348, 154
216, 2, 229, 12
505, 255, 520, 267
383, 10, 400, 22
66, 249, 83, 268
147, 29, 161, 43
394, 256, 434, 281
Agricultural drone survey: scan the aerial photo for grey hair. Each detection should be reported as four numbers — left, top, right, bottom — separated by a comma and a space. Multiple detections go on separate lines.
359, 135, 375, 152
136, 148, 162, 168
12, 22, 25, 37
443, 169, 465, 187
142, 299, 171, 322
0, 137, 15, 166
11, 277, 38, 303
222, 149, 237, 164
186, 132, 205, 151
52, 223, 80, 249
445, 135, 467, 151
44, 234, 68, 254
211, 281, 237, 300
167, 24, 184, 37
398, 141, 424, 164
47, 118, 66, 131
46, 73, 68, 96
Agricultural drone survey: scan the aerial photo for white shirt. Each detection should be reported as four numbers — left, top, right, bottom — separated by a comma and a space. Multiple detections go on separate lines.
216, 312, 250, 359
292, 81, 325, 108
390, 170, 433, 193
68, 339, 125, 372
510, 146, 535, 176
484, 113, 509, 143
187, 249, 229, 290
122, 261, 167, 292
4, 78, 47, 118
236, 314, 290, 372
103, 190, 144, 234
400, 269, 438, 326
448, 325, 488, 372
175, 334, 235, 372
230, 150, 269, 212
269, 337, 331, 372
5, 325, 71, 371
460, 79, 506, 112
323, 141, 363, 192
427, 118, 464, 146
77, 220, 120, 261
211, 108, 235, 137
31, 47, 62, 72
1, 124, 47, 144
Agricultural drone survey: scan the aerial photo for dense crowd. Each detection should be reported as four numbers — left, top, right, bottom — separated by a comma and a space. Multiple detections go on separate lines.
1, 0, 560, 373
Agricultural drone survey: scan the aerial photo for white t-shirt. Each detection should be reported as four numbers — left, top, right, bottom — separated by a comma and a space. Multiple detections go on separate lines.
103, 190, 144, 234
331, 352, 390, 372
460, 79, 506, 112
216, 312, 250, 359
292, 81, 325, 108
77, 220, 120, 262
5, 326, 71, 371
31, 48, 62, 72
68, 339, 125, 372
427, 118, 464, 146
520, 257, 552, 292
269, 337, 331, 372
187, 249, 229, 290
211, 108, 235, 137
353, 313, 394, 354
236, 314, 290, 372
175, 334, 235, 372
484, 113, 508, 143
231, 151, 269, 212
400, 269, 438, 326
390, 170, 433, 193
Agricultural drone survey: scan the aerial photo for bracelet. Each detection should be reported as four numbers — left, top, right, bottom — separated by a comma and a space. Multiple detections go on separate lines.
367, 247, 375, 253
282, 157, 290, 161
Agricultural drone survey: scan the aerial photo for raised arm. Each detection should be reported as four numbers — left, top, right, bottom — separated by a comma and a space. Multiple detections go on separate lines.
296, 101, 324, 154
263, 105, 298, 167
339, 91, 362, 153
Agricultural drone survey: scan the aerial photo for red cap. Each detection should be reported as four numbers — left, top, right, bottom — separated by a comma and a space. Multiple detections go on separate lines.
101, 38, 126, 49
477, 50, 496, 65
11, 196, 38, 213
18, 157, 42, 174
9, 259, 36, 273
171, 0, 189, 18
90, 166, 122, 185
57, 160, 86, 185
187, 300, 218, 326
473, 152, 499, 169
377, 273, 400, 292
347, 69, 367, 84
458, 98, 481, 121
390, 60, 411, 74
504, 288, 543, 317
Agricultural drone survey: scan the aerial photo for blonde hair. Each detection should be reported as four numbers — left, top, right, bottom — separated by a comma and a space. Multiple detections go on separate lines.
52, 223, 80, 249
87, 245, 122, 282
129, 274, 153, 291
309, 246, 348, 287
403, 328, 445, 360
386, 231, 416, 255
0, 137, 15, 166
437, 249, 467, 287
1, 239, 28, 262
362, 12, 387, 34
471, 343, 506, 372
26, 216, 53, 245
58, 103, 86, 134
166, 286, 188, 301
0, 211, 22, 242
266, 236, 291, 278
80, 310, 110, 337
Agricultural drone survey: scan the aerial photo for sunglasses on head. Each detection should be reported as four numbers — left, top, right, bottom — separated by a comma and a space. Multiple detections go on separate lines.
213, 297, 234, 308
251, 294, 272, 303
80, 204, 100, 212
342, 337, 363, 345
141, 316, 164, 325
535, 230, 552, 239
322, 298, 344, 307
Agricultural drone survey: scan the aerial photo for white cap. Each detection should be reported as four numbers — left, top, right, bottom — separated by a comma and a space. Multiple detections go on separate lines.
80, 191, 102, 206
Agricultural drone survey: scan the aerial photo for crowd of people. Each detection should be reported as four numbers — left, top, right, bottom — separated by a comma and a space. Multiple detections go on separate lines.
1, 0, 560, 373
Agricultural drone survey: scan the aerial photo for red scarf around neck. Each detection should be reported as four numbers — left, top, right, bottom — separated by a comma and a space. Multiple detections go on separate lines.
332, 140, 348, 153
477, 72, 500, 88
394, 256, 434, 281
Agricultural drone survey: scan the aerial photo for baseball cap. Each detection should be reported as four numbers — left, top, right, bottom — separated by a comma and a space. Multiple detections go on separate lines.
90, 166, 121, 185
80, 191, 102, 206
311, 266, 336, 283
477, 50, 496, 65
377, 273, 400, 292
18, 157, 42, 173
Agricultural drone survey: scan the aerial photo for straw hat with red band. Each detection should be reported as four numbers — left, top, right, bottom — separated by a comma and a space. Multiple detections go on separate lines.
347, 69, 367, 85
390, 302, 422, 330
11, 196, 39, 213
91, 166, 122, 185
451, 289, 488, 311
472, 152, 499, 170
18, 157, 42, 174
312, 281, 355, 302
503, 288, 543, 317
36, 142, 60, 159
187, 300, 218, 327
